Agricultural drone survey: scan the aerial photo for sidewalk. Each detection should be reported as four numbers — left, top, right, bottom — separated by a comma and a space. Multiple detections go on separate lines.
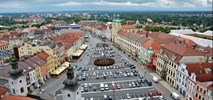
149, 73, 184, 100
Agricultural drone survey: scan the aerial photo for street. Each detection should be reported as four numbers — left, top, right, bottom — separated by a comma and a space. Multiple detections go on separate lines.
41, 31, 173, 100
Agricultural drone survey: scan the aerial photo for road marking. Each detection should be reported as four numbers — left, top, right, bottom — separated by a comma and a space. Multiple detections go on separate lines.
83, 79, 138, 85
82, 86, 154, 94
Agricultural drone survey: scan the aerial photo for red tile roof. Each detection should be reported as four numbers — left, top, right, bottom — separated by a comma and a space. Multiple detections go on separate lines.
143, 39, 161, 53
177, 37, 197, 46
121, 24, 136, 29
37, 51, 49, 60
186, 63, 213, 76
53, 32, 83, 50
1, 95, 35, 100
0, 40, 9, 47
162, 42, 204, 56
0, 85, 10, 97
117, 30, 147, 45
196, 73, 213, 82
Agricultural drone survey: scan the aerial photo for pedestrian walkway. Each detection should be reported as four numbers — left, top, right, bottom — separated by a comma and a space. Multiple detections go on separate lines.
149, 73, 184, 100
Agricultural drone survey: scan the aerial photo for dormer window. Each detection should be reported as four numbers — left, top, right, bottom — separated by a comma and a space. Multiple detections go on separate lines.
172, 54, 177, 61
159, 48, 164, 54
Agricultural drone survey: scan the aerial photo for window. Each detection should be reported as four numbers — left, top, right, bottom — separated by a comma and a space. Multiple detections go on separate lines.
20, 87, 24, 93
67, 94, 71, 97
196, 93, 198, 97
200, 88, 202, 92
13, 89, 15, 94
204, 90, 206, 94
197, 86, 199, 90
202, 97, 205, 100
199, 95, 201, 99
19, 80, 22, 83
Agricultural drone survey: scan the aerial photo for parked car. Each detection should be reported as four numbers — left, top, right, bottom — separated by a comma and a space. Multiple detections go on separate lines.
171, 92, 180, 100
126, 94, 131, 99
116, 84, 121, 89
152, 77, 159, 83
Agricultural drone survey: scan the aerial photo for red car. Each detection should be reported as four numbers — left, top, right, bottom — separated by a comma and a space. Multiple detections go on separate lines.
156, 90, 161, 95
112, 84, 116, 90
148, 92, 153, 97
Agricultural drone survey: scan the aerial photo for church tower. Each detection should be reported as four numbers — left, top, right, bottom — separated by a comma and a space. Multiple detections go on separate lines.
62, 64, 81, 100
8, 58, 28, 96
112, 14, 121, 42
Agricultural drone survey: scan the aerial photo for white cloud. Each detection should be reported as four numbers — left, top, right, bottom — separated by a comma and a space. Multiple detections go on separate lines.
0, 0, 212, 12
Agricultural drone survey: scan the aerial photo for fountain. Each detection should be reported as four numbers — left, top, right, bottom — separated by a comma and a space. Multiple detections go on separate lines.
94, 43, 115, 66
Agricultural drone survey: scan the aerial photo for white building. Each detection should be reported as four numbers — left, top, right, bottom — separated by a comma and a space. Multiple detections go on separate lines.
176, 64, 188, 97
61, 65, 81, 100
8, 58, 28, 96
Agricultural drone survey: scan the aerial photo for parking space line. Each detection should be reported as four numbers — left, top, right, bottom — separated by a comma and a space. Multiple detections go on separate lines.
82, 86, 154, 94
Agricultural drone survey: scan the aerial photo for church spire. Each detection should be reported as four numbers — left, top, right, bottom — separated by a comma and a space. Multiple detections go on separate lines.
63, 64, 78, 86
8, 57, 23, 78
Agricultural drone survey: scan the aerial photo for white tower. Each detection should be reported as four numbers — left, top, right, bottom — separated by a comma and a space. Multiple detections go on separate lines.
8, 58, 28, 96
62, 64, 81, 100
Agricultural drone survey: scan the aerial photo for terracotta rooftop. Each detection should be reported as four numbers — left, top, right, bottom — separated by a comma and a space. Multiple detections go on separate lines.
1, 95, 35, 100
37, 51, 49, 60
162, 42, 204, 56
177, 37, 197, 46
54, 32, 83, 50
186, 63, 213, 76
117, 30, 148, 45
142, 39, 161, 53
0, 40, 9, 47
121, 24, 136, 29
0, 85, 10, 97
196, 73, 213, 82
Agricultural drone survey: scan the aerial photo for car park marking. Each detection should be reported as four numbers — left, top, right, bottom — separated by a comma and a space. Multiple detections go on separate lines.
82, 86, 154, 94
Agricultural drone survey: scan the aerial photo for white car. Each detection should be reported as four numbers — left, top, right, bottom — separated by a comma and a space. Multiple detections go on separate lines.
171, 92, 180, 100
126, 94, 131, 99
152, 77, 159, 83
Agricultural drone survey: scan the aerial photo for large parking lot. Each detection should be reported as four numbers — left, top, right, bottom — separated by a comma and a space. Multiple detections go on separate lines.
76, 44, 164, 100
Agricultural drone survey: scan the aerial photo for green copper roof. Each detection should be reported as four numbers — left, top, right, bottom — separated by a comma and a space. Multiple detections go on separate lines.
148, 47, 153, 54
113, 19, 121, 23
136, 20, 140, 24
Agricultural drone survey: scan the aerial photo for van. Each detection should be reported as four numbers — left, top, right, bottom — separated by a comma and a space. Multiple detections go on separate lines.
152, 77, 159, 83
146, 79, 152, 86
171, 92, 180, 100
100, 83, 105, 91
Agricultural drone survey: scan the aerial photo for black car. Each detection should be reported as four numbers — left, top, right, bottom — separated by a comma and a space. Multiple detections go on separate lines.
84, 87, 88, 92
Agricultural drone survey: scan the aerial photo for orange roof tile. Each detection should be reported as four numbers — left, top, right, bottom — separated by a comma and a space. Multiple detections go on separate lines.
162, 42, 204, 56
0, 85, 10, 97
143, 39, 161, 53
196, 73, 213, 82
53, 32, 83, 50
121, 24, 136, 29
0, 40, 9, 47
37, 51, 49, 60
186, 63, 213, 76
1, 95, 35, 100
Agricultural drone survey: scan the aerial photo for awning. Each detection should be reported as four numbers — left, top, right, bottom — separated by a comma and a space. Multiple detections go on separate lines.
72, 50, 84, 56
50, 62, 70, 75
80, 44, 88, 50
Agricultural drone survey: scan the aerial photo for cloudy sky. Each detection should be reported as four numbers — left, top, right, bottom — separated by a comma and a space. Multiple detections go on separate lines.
0, 0, 212, 13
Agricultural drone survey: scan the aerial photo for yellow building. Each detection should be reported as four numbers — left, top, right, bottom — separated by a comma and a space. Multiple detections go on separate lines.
37, 51, 54, 73
18, 42, 65, 69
